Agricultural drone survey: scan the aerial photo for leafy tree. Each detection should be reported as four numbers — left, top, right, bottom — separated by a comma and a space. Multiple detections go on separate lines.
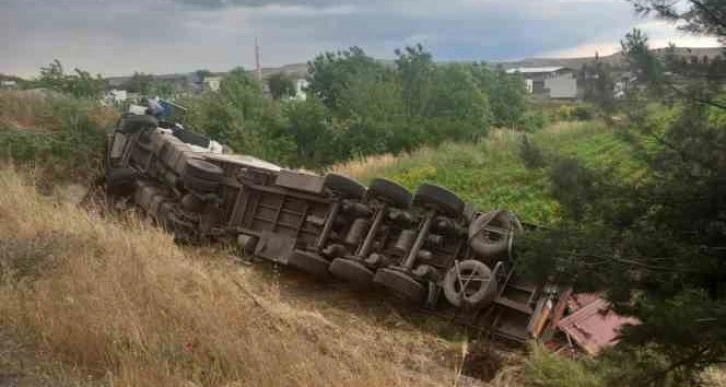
395, 44, 436, 119
195, 69, 212, 82
579, 58, 616, 113
518, 2, 726, 384
425, 63, 492, 142
36, 59, 106, 98
469, 63, 529, 128
124, 72, 154, 95
220, 67, 263, 123
306, 46, 384, 113
267, 72, 296, 100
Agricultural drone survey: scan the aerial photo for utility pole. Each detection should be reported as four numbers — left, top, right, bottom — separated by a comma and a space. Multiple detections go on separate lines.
255, 37, 262, 82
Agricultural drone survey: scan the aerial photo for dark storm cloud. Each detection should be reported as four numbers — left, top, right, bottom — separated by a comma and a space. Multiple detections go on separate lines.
0, 0, 711, 77
173, 0, 353, 9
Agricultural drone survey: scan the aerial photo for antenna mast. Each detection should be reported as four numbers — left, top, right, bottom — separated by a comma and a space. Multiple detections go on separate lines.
255, 37, 262, 82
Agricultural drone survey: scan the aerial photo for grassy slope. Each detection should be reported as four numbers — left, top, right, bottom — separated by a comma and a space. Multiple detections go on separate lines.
0, 121, 645, 386
0, 169, 488, 386
332, 121, 641, 224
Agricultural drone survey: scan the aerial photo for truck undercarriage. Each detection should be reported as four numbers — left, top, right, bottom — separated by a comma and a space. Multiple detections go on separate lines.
105, 110, 568, 345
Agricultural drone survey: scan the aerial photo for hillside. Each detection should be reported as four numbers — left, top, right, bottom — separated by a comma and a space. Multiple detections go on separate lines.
332, 121, 641, 225
103, 46, 722, 85
0, 120, 629, 386
0, 168, 493, 386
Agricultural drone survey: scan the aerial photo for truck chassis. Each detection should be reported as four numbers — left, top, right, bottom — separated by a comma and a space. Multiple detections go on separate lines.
105, 112, 563, 343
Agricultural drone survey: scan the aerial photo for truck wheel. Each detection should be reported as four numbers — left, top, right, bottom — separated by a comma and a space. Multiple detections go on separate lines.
468, 210, 521, 260
183, 174, 219, 192
367, 178, 412, 209
329, 258, 375, 289
288, 250, 332, 279
413, 183, 465, 218
324, 173, 366, 200
106, 167, 137, 196
443, 260, 497, 309
185, 159, 223, 181
118, 114, 158, 134
373, 268, 426, 304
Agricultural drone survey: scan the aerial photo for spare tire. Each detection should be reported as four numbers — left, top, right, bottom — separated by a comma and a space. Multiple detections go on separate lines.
367, 178, 412, 209
373, 268, 426, 304
185, 159, 223, 182
413, 183, 465, 218
324, 173, 366, 200
184, 174, 219, 193
443, 260, 497, 309
329, 258, 375, 289
468, 210, 523, 260
118, 114, 158, 134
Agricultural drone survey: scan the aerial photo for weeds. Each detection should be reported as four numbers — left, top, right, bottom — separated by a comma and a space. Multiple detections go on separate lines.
0, 90, 118, 181
0, 167, 464, 386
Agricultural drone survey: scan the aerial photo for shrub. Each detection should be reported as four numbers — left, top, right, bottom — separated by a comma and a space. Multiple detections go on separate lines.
0, 90, 118, 180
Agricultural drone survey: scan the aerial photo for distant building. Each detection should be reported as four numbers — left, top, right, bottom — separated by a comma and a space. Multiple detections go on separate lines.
109, 89, 128, 103
294, 78, 308, 101
203, 76, 222, 92
506, 67, 578, 100
0, 80, 18, 89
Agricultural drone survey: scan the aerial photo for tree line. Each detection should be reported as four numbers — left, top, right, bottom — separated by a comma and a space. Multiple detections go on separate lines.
182, 44, 532, 168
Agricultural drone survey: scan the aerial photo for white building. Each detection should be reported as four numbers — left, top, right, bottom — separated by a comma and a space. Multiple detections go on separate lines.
506, 67, 578, 100
294, 78, 309, 101
109, 89, 128, 103
203, 76, 222, 92
0, 80, 17, 88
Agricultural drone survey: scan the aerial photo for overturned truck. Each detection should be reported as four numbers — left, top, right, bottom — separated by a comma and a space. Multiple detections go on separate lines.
105, 110, 564, 343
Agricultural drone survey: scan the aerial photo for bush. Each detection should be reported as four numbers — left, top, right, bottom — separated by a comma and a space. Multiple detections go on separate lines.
0, 90, 118, 180
517, 110, 549, 132
519, 135, 547, 169
522, 343, 606, 387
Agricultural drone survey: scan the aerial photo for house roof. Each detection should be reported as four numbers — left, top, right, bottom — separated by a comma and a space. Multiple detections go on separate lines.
506, 66, 568, 74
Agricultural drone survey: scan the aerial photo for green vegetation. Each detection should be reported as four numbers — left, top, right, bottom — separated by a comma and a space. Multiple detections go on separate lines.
0, 90, 117, 180
333, 121, 638, 224
267, 72, 296, 99
515, 1, 726, 385
34, 59, 106, 99
181, 45, 532, 169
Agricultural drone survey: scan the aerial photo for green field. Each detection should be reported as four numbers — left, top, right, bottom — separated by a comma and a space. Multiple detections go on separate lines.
333, 121, 642, 224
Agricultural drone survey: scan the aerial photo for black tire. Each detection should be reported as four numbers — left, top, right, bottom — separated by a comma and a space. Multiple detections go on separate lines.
329, 258, 375, 289
287, 250, 332, 279
118, 114, 158, 134
185, 159, 223, 181
106, 167, 137, 196
413, 183, 465, 218
373, 268, 426, 304
324, 173, 366, 200
184, 174, 219, 192
367, 178, 412, 209
443, 260, 497, 309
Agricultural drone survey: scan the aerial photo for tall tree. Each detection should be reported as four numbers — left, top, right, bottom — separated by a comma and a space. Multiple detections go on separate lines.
306, 46, 384, 113
36, 59, 105, 98
124, 72, 154, 95
267, 72, 296, 100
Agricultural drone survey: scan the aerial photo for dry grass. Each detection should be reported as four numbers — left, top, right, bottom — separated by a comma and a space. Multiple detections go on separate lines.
0, 167, 512, 386
0, 89, 117, 131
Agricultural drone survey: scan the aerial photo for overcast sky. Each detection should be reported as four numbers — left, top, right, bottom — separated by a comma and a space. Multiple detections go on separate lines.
1, 0, 720, 78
